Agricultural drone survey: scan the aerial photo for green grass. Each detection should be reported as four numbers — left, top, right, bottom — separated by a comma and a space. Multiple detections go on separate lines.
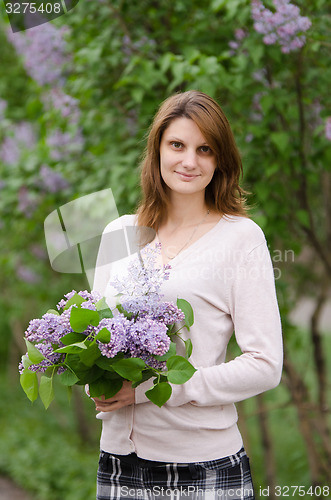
0, 373, 100, 500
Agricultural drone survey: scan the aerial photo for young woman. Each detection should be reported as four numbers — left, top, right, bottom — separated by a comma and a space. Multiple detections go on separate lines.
92, 90, 283, 500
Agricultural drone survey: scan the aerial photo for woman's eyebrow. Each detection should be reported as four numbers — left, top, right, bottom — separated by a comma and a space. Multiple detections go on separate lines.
167, 136, 209, 145
167, 136, 184, 142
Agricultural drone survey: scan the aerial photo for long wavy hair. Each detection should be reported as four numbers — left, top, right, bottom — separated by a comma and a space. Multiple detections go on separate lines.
135, 90, 248, 231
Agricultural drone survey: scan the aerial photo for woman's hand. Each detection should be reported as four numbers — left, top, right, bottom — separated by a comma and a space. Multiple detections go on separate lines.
92, 381, 135, 412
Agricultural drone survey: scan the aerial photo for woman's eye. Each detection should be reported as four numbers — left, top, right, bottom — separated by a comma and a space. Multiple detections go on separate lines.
200, 145, 212, 153
171, 141, 182, 149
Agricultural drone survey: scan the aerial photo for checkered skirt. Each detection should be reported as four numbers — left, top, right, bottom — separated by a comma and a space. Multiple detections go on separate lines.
96, 447, 255, 500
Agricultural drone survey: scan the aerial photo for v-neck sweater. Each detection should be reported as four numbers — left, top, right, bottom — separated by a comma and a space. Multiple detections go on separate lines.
92, 213, 283, 462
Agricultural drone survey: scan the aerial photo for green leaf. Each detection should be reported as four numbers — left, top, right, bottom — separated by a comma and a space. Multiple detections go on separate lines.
271, 132, 289, 154
96, 298, 114, 319
70, 307, 100, 333
131, 369, 156, 388
72, 364, 103, 385
166, 356, 197, 384
112, 358, 146, 382
63, 293, 86, 310
24, 339, 45, 364
20, 369, 38, 402
39, 375, 54, 409
96, 356, 118, 371
79, 342, 102, 367
46, 309, 60, 316
96, 327, 111, 343
184, 339, 193, 358
145, 382, 172, 407
260, 94, 274, 115
296, 209, 310, 228
54, 342, 88, 353
177, 298, 194, 328
59, 369, 79, 386
89, 377, 123, 399
61, 332, 86, 345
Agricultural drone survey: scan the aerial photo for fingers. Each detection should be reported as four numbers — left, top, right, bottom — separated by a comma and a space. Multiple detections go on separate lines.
92, 381, 135, 412
94, 399, 127, 412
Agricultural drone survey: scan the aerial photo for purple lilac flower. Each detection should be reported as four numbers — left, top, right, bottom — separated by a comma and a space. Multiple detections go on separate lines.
325, 117, 331, 141
30, 244, 48, 260
235, 29, 247, 41
18, 186, 38, 218
0, 136, 20, 165
43, 89, 80, 122
38, 164, 70, 193
96, 316, 131, 358
16, 265, 40, 284
128, 318, 170, 357
228, 28, 248, 55
24, 343, 65, 374
56, 289, 102, 311
46, 128, 84, 161
149, 301, 185, 326
0, 122, 36, 166
7, 24, 70, 87
251, 0, 312, 53
25, 311, 72, 344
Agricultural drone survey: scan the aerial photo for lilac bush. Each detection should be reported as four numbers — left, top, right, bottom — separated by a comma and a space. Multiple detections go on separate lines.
251, 0, 312, 53
4, 22, 84, 169
7, 24, 70, 87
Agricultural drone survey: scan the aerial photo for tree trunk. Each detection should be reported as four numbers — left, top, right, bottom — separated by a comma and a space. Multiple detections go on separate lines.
256, 394, 277, 500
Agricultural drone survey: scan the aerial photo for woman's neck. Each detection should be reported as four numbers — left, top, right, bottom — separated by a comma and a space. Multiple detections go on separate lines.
164, 195, 209, 231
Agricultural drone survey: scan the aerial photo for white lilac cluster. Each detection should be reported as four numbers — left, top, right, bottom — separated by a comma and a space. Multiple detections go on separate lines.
251, 0, 312, 53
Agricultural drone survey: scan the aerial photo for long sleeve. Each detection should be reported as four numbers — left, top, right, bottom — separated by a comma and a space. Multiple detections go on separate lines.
154, 241, 283, 408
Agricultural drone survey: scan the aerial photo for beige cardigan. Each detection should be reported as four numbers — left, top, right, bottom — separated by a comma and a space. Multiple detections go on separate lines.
92, 214, 283, 462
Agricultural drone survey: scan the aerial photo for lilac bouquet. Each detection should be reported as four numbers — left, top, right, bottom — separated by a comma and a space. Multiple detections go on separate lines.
19, 243, 196, 408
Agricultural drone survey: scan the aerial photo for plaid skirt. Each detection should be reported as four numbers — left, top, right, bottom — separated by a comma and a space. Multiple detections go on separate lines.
96, 447, 255, 500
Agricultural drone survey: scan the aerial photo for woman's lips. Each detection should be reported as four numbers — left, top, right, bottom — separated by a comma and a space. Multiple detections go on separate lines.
175, 171, 199, 180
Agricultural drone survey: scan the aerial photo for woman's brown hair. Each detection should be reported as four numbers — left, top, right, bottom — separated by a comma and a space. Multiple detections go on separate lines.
135, 90, 248, 230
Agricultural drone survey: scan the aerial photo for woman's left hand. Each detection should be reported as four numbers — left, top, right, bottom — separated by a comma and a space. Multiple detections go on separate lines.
92, 381, 135, 412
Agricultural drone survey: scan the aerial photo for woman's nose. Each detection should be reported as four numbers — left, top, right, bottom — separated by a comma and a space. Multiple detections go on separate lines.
181, 149, 197, 168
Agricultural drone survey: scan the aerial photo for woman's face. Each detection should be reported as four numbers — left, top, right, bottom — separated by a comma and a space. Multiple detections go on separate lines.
159, 117, 217, 200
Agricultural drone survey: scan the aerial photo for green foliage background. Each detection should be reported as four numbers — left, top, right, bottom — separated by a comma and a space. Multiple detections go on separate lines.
0, 0, 330, 498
